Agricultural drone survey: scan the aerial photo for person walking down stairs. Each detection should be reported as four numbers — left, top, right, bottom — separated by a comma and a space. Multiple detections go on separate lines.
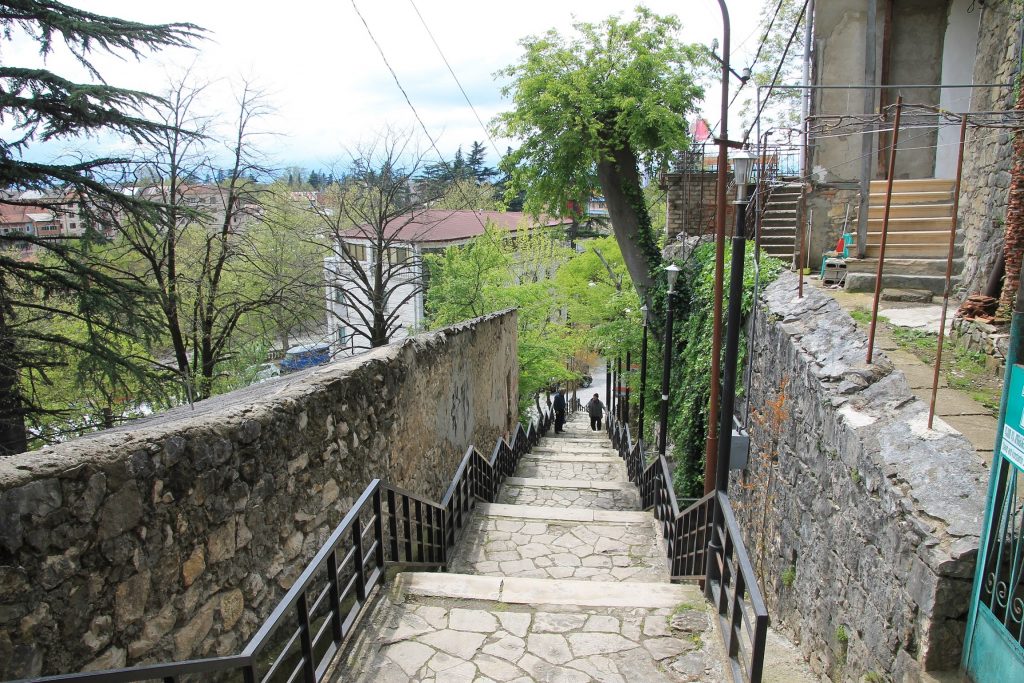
586, 392, 605, 431
552, 389, 566, 433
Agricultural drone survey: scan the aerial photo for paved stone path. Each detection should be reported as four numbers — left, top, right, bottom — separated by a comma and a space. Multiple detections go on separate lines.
333, 415, 729, 682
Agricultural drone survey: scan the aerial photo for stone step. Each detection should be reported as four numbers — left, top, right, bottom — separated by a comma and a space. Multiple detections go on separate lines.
396, 572, 703, 608
521, 452, 620, 463
475, 502, 648, 524
449, 506, 666, 583
497, 477, 639, 511
515, 458, 628, 482
845, 272, 958, 295
332, 574, 723, 682
761, 235, 796, 245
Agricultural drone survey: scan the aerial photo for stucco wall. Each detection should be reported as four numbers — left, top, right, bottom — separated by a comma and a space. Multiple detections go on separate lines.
733, 273, 987, 682
0, 311, 518, 679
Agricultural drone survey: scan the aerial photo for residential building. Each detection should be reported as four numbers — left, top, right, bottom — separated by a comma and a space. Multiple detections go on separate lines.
325, 210, 568, 356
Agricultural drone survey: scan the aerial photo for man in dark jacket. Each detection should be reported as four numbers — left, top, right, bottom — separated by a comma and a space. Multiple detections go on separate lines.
553, 389, 566, 433
587, 393, 605, 431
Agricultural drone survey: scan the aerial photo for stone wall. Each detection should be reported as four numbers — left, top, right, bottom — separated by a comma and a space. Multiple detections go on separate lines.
951, 317, 1009, 376
958, 3, 1021, 296
664, 172, 735, 241
733, 273, 987, 682
0, 311, 518, 679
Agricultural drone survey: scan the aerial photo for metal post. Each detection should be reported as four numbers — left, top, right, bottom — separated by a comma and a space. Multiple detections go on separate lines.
867, 96, 903, 364
658, 291, 677, 456
615, 355, 622, 422
929, 115, 969, 429
618, 352, 626, 428
706, 0, 732, 491
605, 358, 611, 422
717, 196, 749, 492
639, 316, 649, 444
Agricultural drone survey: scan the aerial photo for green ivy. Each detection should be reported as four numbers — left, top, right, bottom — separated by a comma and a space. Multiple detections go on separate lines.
632, 242, 783, 498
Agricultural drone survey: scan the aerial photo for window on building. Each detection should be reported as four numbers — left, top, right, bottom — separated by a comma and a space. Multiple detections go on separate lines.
342, 242, 367, 261
389, 247, 412, 263
334, 286, 345, 305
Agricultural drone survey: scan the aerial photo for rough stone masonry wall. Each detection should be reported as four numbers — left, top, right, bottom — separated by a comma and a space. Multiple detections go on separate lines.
733, 273, 987, 682
958, 4, 1021, 296
0, 311, 518, 679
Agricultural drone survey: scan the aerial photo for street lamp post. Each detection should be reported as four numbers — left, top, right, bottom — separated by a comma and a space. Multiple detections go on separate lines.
618, 352, 626, 428
638, 305, 649, 445
715, 148, 757, 493
658, 264, 682, 456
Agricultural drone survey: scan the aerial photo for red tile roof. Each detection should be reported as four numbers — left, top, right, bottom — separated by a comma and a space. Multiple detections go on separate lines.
340, 210, 565, 244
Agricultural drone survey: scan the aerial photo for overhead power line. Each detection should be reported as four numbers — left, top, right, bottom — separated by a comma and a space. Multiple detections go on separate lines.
406, 0, 503, 160
744, 0, 810, 143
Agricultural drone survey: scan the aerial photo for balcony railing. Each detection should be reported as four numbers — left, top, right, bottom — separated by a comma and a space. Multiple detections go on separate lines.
609, 417, 769, 683
24, 410, 553, 683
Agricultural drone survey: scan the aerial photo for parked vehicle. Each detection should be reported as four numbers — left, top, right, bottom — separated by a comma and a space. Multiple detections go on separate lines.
280, 343, 331, 373
249, 362, 281, 384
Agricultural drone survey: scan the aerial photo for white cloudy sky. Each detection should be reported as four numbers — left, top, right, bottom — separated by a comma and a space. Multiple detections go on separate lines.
5, 0, 771, 173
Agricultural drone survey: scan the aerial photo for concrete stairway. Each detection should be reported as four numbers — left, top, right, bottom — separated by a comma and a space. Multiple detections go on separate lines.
759, 183, 801, 266
845, 178, 960, 294
332, 415, 728, 681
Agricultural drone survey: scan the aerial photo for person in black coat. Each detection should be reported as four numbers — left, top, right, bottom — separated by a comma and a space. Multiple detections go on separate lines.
553, 389, 566, 433
586, 393, 605, 431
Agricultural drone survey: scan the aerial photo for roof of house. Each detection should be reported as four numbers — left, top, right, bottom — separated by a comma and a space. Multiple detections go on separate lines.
340, 210, 565, 245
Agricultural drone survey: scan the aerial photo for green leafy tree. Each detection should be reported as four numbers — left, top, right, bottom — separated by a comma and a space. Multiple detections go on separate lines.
0, 1, 200, 454
425, 223, 579, 414
494, 6, 704, 299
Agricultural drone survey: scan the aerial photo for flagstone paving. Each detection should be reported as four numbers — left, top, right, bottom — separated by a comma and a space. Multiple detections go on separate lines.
331, 415, 732, 681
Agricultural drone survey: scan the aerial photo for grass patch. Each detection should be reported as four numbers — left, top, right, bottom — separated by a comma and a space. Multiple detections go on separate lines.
781, 566, 796, 589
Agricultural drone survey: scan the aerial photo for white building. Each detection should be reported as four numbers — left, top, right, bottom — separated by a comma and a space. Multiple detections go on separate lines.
325, 210, 567, 356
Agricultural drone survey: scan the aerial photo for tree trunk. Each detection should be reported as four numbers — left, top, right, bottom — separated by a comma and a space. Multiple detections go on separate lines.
999, 84, 1024, 318
0, 303, 27, 456
595, 144, 659, 299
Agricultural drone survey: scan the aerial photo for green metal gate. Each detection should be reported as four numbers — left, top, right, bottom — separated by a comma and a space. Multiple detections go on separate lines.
964, 364, 1024, 681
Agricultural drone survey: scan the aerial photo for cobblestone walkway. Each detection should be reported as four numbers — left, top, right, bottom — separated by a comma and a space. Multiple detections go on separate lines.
333, 415, 728, 682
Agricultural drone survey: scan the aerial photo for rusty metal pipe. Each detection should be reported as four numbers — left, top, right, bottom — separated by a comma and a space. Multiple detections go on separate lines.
867, 96, 903, 364
929, 115, 969, 429
705, 0, 731, 494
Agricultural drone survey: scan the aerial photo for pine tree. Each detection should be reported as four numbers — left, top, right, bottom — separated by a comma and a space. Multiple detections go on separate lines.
0, 1, 201, 455
466, 140, 497, 183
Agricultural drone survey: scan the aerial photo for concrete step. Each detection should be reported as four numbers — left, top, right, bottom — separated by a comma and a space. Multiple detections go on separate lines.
869, 190, 953, 205
866, 217, 953, 232
864, 243, 962, 258
845, 272, 958, 294
867, 203, 954, 218
761, 234, 796, 244
869, 178, 955, 193
521, 452, 620, 463
845, 257, 962, 276
866, 229, 954, 245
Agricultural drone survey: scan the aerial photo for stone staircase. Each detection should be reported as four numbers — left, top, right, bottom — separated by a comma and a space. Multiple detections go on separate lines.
331, 415, 728, 681
758, 183, 801, 266
845, 178, 960, 295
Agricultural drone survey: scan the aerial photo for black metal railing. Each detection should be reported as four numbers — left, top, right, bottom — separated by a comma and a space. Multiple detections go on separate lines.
610, 417, 769, 683
24, 410, 553, 683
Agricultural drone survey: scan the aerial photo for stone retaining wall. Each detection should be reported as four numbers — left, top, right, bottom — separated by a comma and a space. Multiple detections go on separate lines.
0, 311, 518, 679
733, 273, 987, 682
950, 317, 1009, 376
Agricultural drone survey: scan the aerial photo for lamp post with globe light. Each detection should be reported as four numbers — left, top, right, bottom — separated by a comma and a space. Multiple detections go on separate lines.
657, 264, 681, 456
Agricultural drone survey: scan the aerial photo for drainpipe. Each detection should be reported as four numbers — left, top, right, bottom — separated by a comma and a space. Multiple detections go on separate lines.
857, 0, 880, 258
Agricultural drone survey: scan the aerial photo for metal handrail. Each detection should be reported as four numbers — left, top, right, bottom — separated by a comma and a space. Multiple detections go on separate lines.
20, 409, 554, 683
609, 415, 768, 683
